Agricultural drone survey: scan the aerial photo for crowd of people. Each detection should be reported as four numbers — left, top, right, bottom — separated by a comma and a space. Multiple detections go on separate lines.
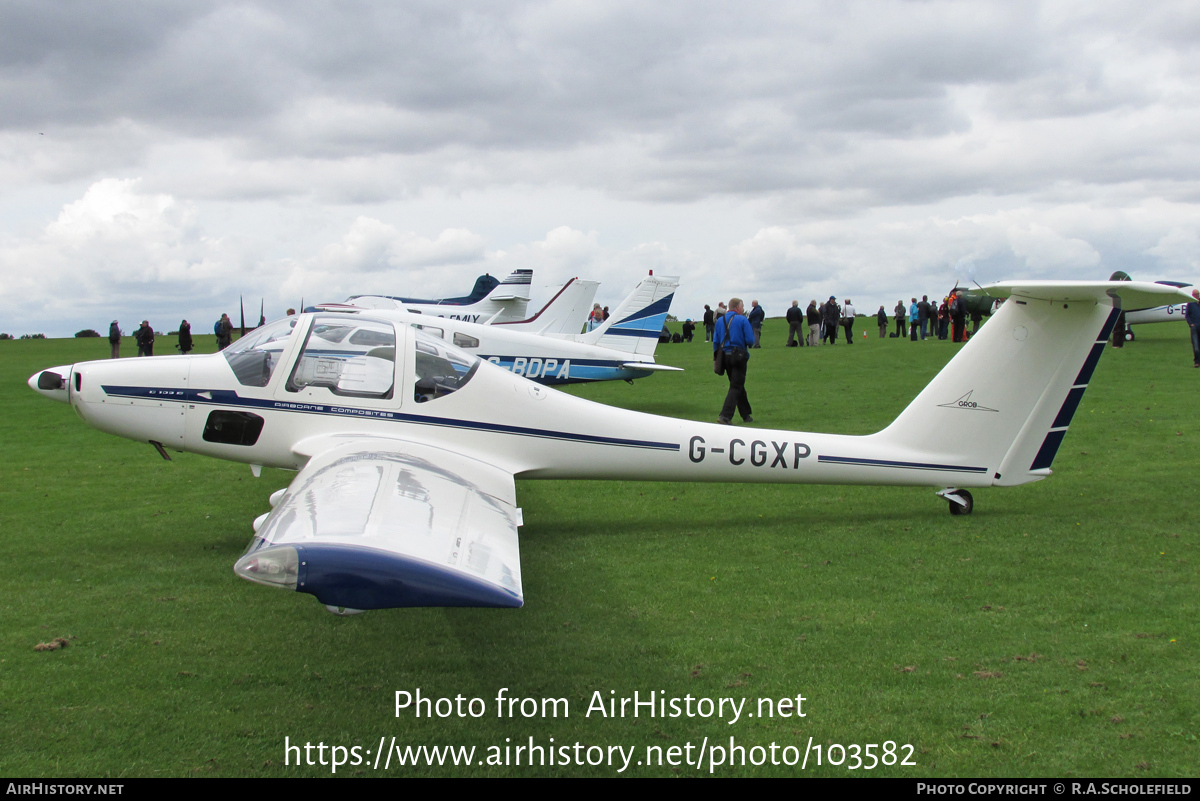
895, 293, 983, 343
703, 290, 992, 426
702, 285, 1200, 425
106, 313, 238, 358
701, 291, 988, 353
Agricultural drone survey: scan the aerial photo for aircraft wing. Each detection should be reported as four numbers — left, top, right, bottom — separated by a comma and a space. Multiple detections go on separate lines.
235, 436, 523, 611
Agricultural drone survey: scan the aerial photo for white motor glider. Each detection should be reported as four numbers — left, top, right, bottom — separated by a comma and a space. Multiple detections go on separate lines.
29, 280, 1191, 613
342, 268, 535, 324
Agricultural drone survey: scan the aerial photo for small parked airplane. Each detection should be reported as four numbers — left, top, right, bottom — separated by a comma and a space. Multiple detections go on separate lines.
341, 268, 535, 324
1108, 271, 1195, 339
324, 275, 600, 338
326, 273, 680, 385
29, 280, 1191, 613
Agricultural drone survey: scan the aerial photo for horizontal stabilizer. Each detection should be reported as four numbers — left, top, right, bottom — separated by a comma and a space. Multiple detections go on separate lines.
487, 269, 534, 302
620, 362, 683, 372
982, 280, 1192, 310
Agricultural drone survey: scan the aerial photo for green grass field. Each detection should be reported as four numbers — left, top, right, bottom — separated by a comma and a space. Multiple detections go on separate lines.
1, 321, 1196, 777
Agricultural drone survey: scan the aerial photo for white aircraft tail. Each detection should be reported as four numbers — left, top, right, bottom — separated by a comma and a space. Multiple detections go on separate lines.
488, 269, 534, 302
578, 274, 679, 356
866, 281, 1192, 487
494, 277, 600, 335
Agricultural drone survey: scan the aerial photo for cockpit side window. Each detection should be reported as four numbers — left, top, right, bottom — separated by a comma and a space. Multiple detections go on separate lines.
287, 316, 397, 399
413, 325, 443, 339
222, 317, 298, 387
412, 328, 479, 403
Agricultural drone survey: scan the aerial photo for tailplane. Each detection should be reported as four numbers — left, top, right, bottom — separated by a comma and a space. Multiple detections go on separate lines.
487, 269, 534, 303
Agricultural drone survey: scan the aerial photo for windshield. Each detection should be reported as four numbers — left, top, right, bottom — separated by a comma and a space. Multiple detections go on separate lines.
223, 317, 298, 387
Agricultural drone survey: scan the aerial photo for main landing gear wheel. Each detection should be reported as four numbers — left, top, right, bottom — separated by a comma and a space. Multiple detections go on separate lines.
945, 489, 973, 516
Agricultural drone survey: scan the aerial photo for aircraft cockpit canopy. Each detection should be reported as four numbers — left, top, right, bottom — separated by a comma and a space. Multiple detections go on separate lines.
223, 313, 482, 404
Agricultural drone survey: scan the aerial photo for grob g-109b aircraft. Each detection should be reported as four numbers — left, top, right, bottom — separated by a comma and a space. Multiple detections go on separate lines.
29, 281, 1191, 614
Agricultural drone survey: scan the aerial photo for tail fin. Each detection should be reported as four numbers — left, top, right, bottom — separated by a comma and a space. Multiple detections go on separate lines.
868, 281, 1192, 487
494, 277, 600, 335
578, 274, 679, 356
487, 269, 534, 302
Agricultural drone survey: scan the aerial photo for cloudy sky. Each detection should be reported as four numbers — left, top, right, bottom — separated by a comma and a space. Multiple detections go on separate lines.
2, 0, 1199, 337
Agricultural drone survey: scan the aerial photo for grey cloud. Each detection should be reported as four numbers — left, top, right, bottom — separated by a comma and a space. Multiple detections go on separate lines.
5, 0, 1200, 210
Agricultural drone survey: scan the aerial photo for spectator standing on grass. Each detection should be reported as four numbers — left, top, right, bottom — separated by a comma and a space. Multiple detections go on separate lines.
1185, 289, 1200, 367
177, 320, 193, 354
786, 300, 804, 347
807, 300, 821, 347
842, 299, 857, 343
894, 301, 906, 337
748, 300, 765, 348
109, 320, 121, 359
586, 304, 603, 332
951, 291, 967, 342
909, 298, 919, 341
703, 304, 715, 342
876, 306, 888, 338
823, 297, 841, 345
135, 321, 154, 357
216, 314, 234, 350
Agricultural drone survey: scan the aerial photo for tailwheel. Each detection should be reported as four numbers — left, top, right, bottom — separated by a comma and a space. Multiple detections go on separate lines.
937, 488, 974, 515
947, 489, 974, 516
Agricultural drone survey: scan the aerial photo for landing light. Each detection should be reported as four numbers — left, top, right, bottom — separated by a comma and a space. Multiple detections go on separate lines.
234, 547, 300, 590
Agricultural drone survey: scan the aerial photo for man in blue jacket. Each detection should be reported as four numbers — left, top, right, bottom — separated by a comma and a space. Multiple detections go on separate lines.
1185, 288, 1200, 367
713, 298, 754, 425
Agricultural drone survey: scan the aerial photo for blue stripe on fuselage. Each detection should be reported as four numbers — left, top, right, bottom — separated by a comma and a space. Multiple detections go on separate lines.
99, 384, 678, 451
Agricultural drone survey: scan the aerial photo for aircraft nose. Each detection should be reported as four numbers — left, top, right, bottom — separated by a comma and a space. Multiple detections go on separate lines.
28, 365, 73, 403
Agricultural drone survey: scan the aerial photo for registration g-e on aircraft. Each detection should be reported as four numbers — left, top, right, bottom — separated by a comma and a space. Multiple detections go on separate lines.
29, 280, 1191, 614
